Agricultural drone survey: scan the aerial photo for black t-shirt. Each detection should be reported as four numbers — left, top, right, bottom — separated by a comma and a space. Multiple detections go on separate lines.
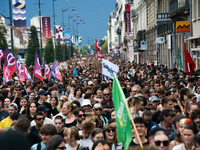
64, 119, 77, 128
49, 107, 59, 116
30, 126, 40, 136
0, 109, 9, 121
10, 96, 20, 106
26, 131, 41, 148
129, 138, 149, 147
152, 110, 161, 124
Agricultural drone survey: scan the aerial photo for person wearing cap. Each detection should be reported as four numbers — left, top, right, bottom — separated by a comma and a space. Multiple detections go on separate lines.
0, 103, 18, 128
82, 99, 92, 112
30, 105, 53, 127
37, 90, 51, 115
149, 95, 159, 108
169, 118, 192, 150
0, 94, 9, 121
88, 81, 94, 86
56, 83, 68, 99
153, 108, 176, 141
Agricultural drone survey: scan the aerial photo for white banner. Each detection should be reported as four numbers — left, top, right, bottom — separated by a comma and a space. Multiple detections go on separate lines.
102, 59, 119, 81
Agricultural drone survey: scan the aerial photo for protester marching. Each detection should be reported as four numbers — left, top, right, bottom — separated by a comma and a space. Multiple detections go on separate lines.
1, 47, 200, 150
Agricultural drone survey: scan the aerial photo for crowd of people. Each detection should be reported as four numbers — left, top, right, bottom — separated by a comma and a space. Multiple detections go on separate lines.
0, 55, 200, 150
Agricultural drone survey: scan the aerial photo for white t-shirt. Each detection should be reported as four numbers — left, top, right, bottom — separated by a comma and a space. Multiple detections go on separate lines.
172, 144, 186, 150
31, 117, 53, 127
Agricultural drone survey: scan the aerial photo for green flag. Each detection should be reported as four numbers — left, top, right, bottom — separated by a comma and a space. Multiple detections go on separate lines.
112, 73, 132, 150
177, 48, 183, 70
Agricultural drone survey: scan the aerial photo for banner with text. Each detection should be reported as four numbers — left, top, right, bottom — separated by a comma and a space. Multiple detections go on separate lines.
56, 25, 63, 43
125, 4, 131, 33
42, 17, 51, 38
102, 58, 119, 82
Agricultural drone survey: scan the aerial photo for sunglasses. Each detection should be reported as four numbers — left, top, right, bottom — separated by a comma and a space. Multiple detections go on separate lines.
59, 99, 64, 102
154, 140, 169, 147
103, 93, 110, 96
15, 89, 20, 91
36, 117, 44, 121
56, 147, 66, 150
106, 128, 115, 133
78, 114, 86, 118
95, 108, 102, 111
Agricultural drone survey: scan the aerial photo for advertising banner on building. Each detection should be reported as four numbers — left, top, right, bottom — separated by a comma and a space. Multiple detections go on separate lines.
125, 4, 131, 33
64, 31, 70, 45
42, 17, 51, 38
70, 34, 75, 46
12, 0, 26, 27
56, 25, 63, 43
176, 21, 190, 33
75, 35, 79, 46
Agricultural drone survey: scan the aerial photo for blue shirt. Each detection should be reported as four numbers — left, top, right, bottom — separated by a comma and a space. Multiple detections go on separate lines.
31, 142, 45, 150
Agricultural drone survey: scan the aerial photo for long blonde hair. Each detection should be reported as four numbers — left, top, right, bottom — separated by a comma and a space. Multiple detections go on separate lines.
57, 96, 68, 112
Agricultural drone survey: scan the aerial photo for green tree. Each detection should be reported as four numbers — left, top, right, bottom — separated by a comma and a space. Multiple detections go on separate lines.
90, 43, 96, 53
56, 42, 62, 62
100, 39, 106, 46
44, 38, 54, 64
0, 26, 8, 50
82, 45, 89, 55
25, 26, 39, 66
101, 40, 108, 54
14, 46, 19, 56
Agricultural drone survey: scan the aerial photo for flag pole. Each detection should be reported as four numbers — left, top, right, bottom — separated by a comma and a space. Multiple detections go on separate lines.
114, 73, 143, 148
124, 98, 143, 148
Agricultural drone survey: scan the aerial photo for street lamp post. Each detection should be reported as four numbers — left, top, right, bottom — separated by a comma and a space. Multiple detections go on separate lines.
68, 14, 79, 59
38, 0, 43, 64
53, 0, 57, 60
62, 7, 76, 61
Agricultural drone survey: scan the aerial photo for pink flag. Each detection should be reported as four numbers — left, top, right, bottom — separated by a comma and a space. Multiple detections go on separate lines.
23, 63, 33, 83
0, 48, 5, 60
95, 39, 103, 58
44, 60, 50, 78
15, 56, 26, 82
119, 46, 123, 53
51, 60, 62, 81
34, 51, 43, 82
4, 49, 16, 83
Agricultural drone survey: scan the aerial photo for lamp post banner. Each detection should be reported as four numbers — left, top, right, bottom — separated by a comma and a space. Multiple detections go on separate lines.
125, 4, 131, 33
56, 25, 63, 43
64, 31, 71, 45
42, 17, 51, 38
12, 0, 26, 27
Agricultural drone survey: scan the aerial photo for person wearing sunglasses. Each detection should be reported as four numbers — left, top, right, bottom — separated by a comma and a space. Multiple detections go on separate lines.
93, 103, 108, 127
150, 130, 170, 150
172, 125, 198, 150
45, 135, 66, 150
73, 107, 86, 130
103, 124, 122, 150
30, 112, 45, 136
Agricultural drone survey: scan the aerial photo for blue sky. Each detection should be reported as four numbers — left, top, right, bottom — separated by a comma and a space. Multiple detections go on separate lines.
0, 0, 115, 47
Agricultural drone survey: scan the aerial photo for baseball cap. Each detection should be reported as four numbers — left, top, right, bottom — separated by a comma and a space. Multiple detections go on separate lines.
81, 99, 92, 107
9, 103, 18, 109
38, 90, 48, 96
179, 118, 192, 125
88, 81, 94, 86
57, 84, 64, 90
37, 105, 49, 112
149, 96, 159, 102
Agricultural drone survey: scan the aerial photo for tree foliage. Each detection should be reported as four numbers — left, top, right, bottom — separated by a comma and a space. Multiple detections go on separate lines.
101, 40, 108, 54
44, 38, 54, 64
82, 45, 89, 55
56, 42, 62, 62
25, 26, 39, 66
0, 26, 8, 50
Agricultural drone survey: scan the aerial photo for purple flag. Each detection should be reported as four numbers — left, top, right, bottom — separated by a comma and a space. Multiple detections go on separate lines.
15, 56, 25, 82
23, 63, 33, 83
34, 51, 43, 82
51, 60, 62, 81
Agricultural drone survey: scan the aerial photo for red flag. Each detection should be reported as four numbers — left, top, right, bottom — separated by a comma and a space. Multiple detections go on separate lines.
15, 56, 26, 82
44, 60, 51, 78
34, 51, 44, 82
184, 43, 195, 76
95, 39, 103, 58
4, 49, 16, 83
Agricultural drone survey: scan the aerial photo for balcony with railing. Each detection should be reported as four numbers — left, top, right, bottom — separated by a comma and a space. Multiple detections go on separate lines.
169, 0, 189, 16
